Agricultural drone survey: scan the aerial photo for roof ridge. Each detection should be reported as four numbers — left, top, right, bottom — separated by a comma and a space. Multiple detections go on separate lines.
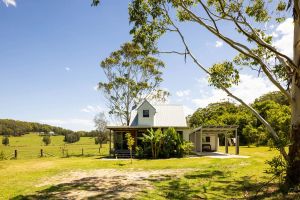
153, 104, 183, 106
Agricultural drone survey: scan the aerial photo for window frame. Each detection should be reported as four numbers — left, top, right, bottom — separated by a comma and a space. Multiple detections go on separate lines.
205, 136, 210, 143
143, 110, 150, 118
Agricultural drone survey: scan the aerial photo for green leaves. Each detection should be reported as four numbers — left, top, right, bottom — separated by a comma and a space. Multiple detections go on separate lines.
208, 61, 240, 89
245, 0, 270, 22
125, 133, 135, 150
98, 42, 168, 125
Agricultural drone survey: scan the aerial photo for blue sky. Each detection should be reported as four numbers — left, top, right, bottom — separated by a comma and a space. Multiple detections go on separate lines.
0, 0, 292, 131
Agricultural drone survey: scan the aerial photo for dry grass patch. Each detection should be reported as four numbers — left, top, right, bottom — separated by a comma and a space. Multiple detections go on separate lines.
16, 169, 194, 199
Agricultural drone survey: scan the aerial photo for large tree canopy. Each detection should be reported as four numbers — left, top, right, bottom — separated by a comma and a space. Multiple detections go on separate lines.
98, 42, 168, 125
189, 91, 291, 147
93, 0, 300, 188
126, 0, 300, 188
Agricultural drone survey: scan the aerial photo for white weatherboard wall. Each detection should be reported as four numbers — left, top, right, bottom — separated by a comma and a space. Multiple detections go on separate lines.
137, 101, 156, 126
178, 128, 190, 141
202, 134, 217, 151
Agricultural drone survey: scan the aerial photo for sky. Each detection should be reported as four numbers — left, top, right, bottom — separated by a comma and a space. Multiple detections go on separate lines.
0, 0, 293, 131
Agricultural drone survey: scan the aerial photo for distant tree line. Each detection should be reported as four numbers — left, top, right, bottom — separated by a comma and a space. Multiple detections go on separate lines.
188, 91, 290, 146
0, 119, 74, 136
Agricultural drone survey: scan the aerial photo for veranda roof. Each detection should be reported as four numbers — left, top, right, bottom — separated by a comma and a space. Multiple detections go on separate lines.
107, 125, 189, 131
190, 125, 238, 134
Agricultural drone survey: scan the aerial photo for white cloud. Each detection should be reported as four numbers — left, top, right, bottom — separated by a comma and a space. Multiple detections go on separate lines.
183, 105, 194, 116
192, 74, 278, 108
2, 0, 16, 7
93, 85, 99, 91
81, 105, 104, 113
65, 67, 71, 71
215, 40, 224, 48
176, 89, 191, 97
39, 119, 94, 131
273, 18, 293, 58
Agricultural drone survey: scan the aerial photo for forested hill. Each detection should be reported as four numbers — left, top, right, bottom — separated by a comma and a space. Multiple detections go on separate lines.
0, 119, 74, 136
188, 91, 290, 146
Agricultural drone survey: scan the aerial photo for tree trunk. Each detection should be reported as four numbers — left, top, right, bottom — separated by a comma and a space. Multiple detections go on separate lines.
287, 79, 300, 186
286, 7, 300, 187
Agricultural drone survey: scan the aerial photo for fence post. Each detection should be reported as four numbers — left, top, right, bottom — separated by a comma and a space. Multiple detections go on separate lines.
225, 135, 228, 154
14, 150, 17, 159
82, 148, 84, 156
235, 136, 240, 155
40, 149, 43, 157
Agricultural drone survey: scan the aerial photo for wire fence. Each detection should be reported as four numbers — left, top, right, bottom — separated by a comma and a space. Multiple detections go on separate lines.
0, 145, 110, 160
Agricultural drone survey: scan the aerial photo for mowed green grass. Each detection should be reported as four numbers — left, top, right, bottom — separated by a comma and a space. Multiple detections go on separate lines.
0, 134, 285, 199
0, 133, 108, 159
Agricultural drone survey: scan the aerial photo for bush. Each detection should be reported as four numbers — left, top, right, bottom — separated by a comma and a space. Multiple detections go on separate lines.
160, 127, 184, 158
2, 136, 9, 146
0, 151, 6, 160
182, 141, 194, 156
64, 132, 80, 143
135, 146, 144, 158
141, 127, 185, 159
42, 135, 51, 146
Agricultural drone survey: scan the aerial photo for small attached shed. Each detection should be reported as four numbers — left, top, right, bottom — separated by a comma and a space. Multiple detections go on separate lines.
189, 125, 239, 155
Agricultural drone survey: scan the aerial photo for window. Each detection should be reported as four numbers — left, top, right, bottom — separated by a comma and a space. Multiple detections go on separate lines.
177, 131, 183, 140
143, 110, 149, 117
205, 136, 210, 143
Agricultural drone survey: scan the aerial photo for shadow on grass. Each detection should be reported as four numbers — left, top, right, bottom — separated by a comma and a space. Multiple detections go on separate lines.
11, 176, 141, 200
144, 170, 290, 200
61, 154, 100, 158
10, 169, 297, 200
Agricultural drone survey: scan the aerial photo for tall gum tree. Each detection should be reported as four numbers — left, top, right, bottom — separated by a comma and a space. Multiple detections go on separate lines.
98, 42, 168, 125
92, 0, 300, 188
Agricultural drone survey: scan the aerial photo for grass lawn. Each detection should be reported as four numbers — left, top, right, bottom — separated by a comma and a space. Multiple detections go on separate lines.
0, 134, 295, 199
0, 133, 109, 159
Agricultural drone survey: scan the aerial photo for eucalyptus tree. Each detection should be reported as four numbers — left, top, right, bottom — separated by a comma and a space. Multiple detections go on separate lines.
93, 0, 300, 187
126, 0, 300, 188
98, 42, 168, 125
94, 112, 108, 153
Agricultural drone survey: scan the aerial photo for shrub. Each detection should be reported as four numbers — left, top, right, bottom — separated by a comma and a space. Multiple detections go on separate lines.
141, 127, 185, 159
125, 133, 135, 163
42, 135, 51, 146
64, 132, 80, 143
0, 151, 6, 160
2, 136, 9, 146
135, 146, 144, 158
160, 127, 184, 158
182, 141, 194, 156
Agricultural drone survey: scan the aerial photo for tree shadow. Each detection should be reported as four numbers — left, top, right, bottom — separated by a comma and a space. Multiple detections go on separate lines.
10, 169, 298, 200
11, 176, 144, 200
144, 169, 293, 199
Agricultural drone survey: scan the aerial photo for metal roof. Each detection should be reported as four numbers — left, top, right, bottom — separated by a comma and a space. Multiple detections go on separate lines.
129, 103, 188, 127
107, 125, 190, 130
153, 104, 187, 127
190, 125, 238, 134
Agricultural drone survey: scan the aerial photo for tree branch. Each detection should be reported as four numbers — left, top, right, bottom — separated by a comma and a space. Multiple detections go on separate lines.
179, 2, 292, 103
158, 51, 188, 55
162, 3, 289, 161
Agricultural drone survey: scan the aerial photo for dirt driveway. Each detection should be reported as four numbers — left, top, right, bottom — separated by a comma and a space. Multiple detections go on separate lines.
33, 168, 193, 200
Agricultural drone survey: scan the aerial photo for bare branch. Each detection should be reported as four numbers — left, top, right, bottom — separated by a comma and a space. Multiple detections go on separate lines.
179, 2, 292, 102
233, 14, 298, 73
199, 0, 219, 32
162, 3, 289, 161
158, 51, 188, 55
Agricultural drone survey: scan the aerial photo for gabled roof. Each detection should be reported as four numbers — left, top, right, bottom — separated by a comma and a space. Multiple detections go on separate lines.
153, 104, 187, 127
130, 100, 188, 127
136, 99, 156, 111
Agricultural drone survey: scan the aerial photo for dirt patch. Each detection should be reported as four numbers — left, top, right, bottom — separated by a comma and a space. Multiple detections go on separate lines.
35, 168, 193, 199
